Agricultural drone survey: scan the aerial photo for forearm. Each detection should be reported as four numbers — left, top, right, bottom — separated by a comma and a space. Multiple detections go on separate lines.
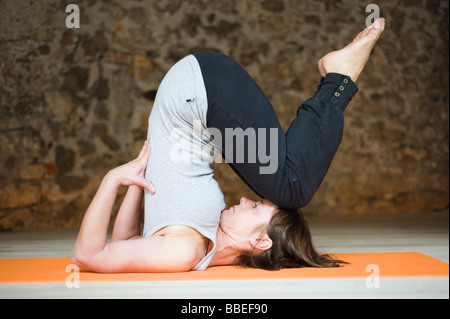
72, 172, 120, 261
72, 140, 154, 267
111, 185, 143, 241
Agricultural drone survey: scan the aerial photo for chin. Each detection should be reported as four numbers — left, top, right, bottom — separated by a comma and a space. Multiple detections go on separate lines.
219, 208, 231, 221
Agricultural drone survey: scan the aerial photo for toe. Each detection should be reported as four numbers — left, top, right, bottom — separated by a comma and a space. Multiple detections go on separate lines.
372, 18, 385, 30
368, 20, 385, 39
371, 18, 386, 34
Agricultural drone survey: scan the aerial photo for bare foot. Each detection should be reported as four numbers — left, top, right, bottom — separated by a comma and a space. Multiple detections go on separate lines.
318, 18, 385, 82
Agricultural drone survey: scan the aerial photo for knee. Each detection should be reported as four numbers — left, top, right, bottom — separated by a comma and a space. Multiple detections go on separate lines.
269, 187, 313, 210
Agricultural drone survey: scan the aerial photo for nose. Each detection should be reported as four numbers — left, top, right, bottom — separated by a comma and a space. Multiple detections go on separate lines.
240, 197, 253, 207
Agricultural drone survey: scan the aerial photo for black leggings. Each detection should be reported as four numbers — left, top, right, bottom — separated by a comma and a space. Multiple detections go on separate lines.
194, 52, 358, 209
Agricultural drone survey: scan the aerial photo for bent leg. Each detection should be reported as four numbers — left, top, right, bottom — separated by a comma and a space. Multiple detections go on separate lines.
196, 52, 356, 208
195, 52, 286, 201
195, 19, 385, 209
282, 73, 358, 207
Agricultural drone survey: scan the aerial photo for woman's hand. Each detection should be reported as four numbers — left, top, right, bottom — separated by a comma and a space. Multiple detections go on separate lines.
106, 140, 156, 193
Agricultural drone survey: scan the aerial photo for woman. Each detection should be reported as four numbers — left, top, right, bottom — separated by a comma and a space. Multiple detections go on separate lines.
72, 18, 385, 273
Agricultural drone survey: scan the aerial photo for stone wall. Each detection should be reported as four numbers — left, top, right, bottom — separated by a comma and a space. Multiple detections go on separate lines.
0, 0, 448, 229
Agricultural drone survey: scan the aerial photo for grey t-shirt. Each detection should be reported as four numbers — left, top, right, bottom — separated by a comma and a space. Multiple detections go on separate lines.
143, 55, 226, 271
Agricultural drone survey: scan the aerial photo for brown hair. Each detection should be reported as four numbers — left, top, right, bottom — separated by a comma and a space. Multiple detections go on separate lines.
233, 207, 348, 270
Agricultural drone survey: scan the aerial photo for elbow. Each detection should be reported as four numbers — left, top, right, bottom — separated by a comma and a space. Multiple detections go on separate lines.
71, 245, 95, 270
71, 252, 103, 272
71, 249, 87, 269
71, 255, 82, 268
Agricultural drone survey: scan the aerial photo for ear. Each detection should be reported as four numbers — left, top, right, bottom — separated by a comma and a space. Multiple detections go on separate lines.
250, 235, 273, 252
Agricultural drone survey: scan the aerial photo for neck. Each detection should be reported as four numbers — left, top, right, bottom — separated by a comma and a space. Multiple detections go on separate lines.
209, 225, 242, 267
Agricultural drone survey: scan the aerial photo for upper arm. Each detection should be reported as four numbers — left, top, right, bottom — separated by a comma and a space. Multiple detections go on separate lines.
72, 236, 200, 273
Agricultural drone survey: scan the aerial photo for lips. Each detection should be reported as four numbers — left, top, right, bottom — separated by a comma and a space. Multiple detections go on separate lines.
223, 205, 236, 215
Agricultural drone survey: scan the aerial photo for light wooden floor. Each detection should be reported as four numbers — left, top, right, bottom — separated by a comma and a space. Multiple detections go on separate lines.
0, 210, 448, 299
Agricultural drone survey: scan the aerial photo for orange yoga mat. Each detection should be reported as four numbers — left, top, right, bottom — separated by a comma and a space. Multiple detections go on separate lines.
0, 252, 448, 284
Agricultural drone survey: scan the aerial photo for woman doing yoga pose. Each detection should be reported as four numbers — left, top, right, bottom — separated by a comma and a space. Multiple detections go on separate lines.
72, 18, 385, 273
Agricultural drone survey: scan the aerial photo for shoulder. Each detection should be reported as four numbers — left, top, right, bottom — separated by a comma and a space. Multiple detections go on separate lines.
167, 236, 206, 270
159, 227, 209, 269
131, 232, 206, 272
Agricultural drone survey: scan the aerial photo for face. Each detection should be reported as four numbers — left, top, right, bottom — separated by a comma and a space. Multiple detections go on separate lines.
220, 197, 277, 248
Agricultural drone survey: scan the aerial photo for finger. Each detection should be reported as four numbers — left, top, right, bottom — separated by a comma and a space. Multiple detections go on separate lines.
140, 179, 155, 194
140, 139, 151, 164
137, 140, 148, 160
131, 170, 155, 193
